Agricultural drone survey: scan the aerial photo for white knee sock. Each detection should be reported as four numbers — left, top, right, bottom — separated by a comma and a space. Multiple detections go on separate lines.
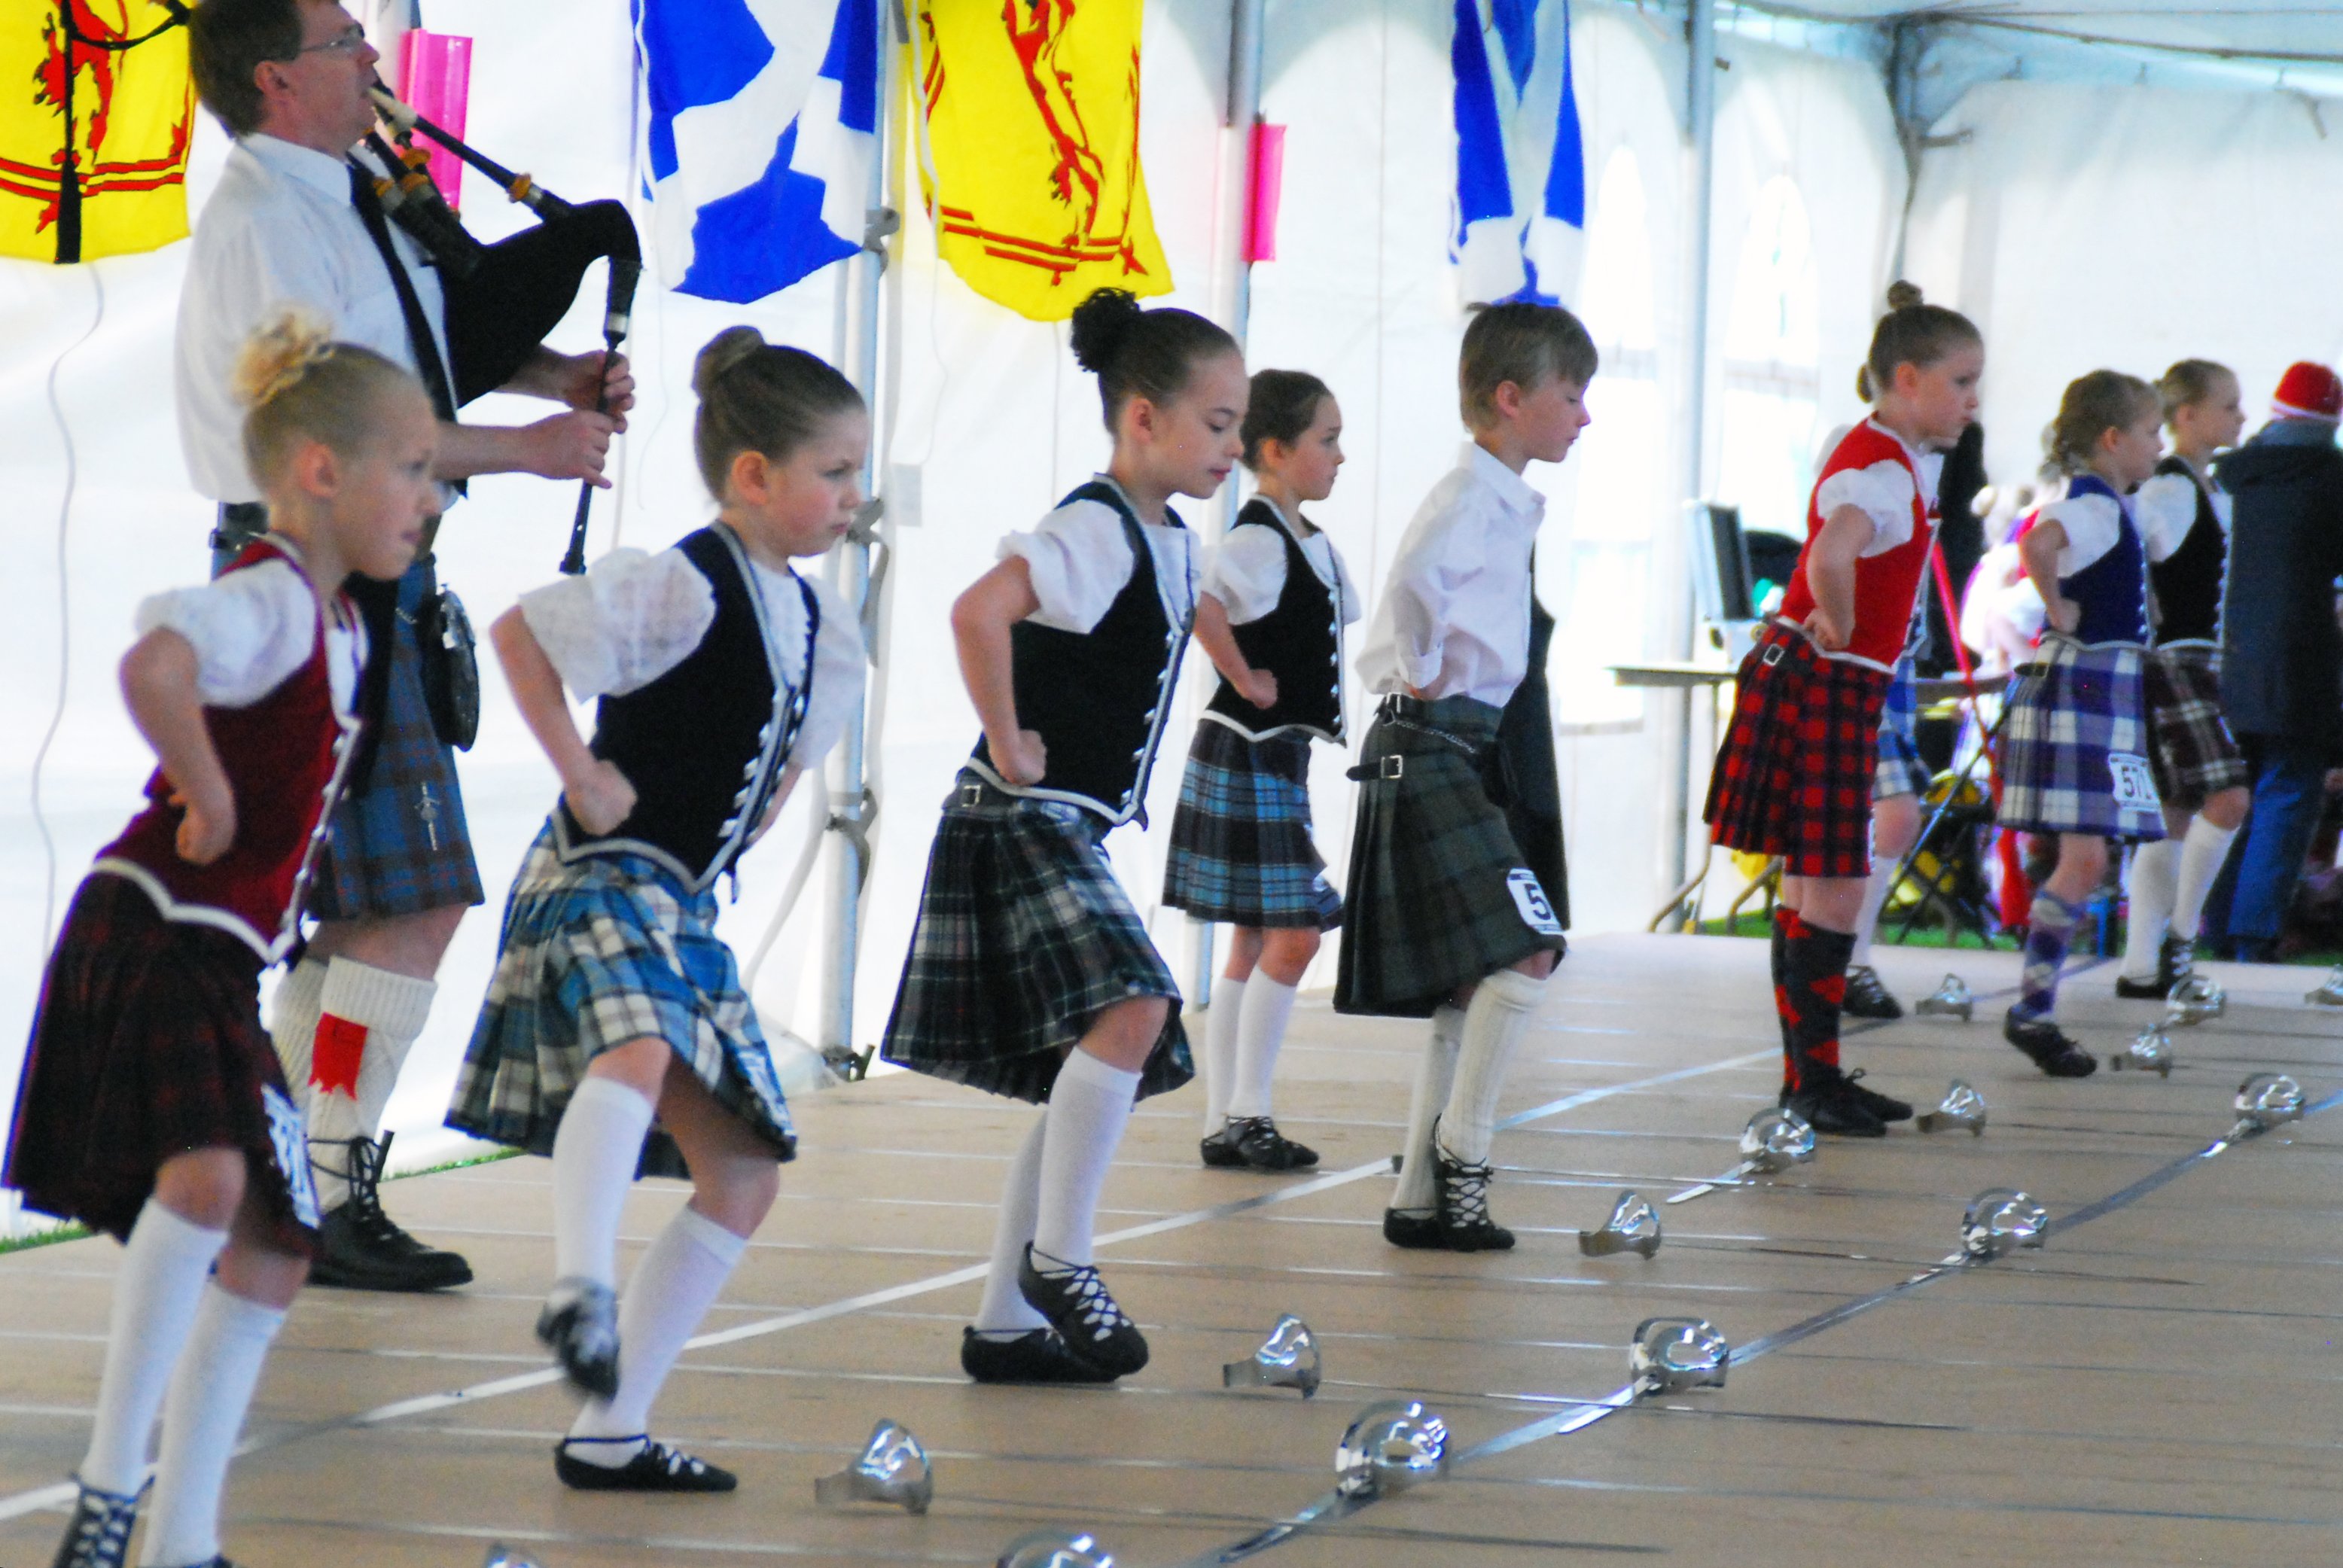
1391, 1006, 1464, 1215
1201, 977, 1245, 1131
1031, 1050, 1141, 1268
2172, 816, 2241, 942
2122, 839, 2180, 980
1226, 976, 1298, 1120
79, 1203, 230, 1495
306, 958, 437, 1212
550, 1077, 657, 1288
565, 1205, 747, 1464
973, 1118, 1051, 1335
265, 956, 328, 1110
140, 1284, 285, 1568
1848, 857, 1899, 968
1438, 968, 1549, 1167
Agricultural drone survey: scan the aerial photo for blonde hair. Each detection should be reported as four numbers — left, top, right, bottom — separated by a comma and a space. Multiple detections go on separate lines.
1459, 301, 1598, 426
2156, 358, 2235, 426
235, 311, 425, 487
2041, 369, 2159, 479
1854, 282, 1981, 402
690, 326, 865, 498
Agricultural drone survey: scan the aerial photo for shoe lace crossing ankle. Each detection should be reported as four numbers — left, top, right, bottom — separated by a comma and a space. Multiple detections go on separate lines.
1043, 1262, 1132, 1339
1435, 1149, 1496, 1227
59, 1485, 139, 1568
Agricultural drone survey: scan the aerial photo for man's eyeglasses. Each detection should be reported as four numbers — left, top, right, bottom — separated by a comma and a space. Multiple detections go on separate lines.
294, 23, 369, 57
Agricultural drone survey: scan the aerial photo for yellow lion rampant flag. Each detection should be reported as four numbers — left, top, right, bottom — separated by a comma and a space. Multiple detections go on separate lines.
2, 2, 194, 263
909, 0, 1171, 321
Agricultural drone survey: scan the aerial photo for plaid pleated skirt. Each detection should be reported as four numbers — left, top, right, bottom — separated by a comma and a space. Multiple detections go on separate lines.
1705, 623, 1893, 878
2146, 644, 2247, 809
310, 562, 484, 921
879, 772, 1191, 1104
1874, 653, 1930, 802
1333, 696, 1565, 1019
447, 824, 794, 1175
1162, 720, 1343, 930
5, 874, 318, 1255
1999, 637, 2165, 839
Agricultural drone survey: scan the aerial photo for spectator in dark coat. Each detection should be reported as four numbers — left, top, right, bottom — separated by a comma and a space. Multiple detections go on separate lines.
2204, 361, 2343, 960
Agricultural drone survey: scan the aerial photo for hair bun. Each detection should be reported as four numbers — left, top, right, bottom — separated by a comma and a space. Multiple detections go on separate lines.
693, 325, 768, 397
1068, 288, 1143, 376
232, 309, 336, 410
1884, 280, 1925, 312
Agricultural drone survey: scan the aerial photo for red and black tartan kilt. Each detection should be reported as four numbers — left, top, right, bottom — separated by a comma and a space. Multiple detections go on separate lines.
4, 874, 318, 1257
1704, 624, 1894, 879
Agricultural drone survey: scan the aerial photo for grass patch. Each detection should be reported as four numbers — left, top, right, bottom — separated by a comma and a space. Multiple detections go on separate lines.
0, 1220, 89, 1255
393, 1146, 521, 1181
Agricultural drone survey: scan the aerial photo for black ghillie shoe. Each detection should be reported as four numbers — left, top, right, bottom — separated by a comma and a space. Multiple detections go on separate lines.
1841, 1068, 1912, 1123
2116, 934, 2193, 999
50, 1482, 139, 1568
1018, 1247, 1148, 1378
1841, 965, 1903, 1021
1429, 1142, 1516, 1251
2003, 1010, 2098, 1077
308, 1133, 473, 1292
1382, 1207, 1446, 1249
960, 1326, 1117, 1384
1786, 1074, 1888, 1137
2113, 972, 2170, 1000
1199, 1125, 1246, 1168
1227, 1116, 1320, 1171
535, 1277, 621, 1399
555, 1437, 736, 1493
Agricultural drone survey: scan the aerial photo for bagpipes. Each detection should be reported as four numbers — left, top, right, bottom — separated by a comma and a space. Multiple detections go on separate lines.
363, 81, 641, 574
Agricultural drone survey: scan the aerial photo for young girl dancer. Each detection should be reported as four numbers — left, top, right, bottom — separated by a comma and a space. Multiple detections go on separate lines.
8, 316, 432, 1568
882, 288, 1241, 1383
1997, 371, 2169, 1072
1339, 302, 1591, 1250
449, 328, 866, 1490
1165, 370, 1360, 1171
2116, 361, 2250, 997
1707, 286, 1982, 1135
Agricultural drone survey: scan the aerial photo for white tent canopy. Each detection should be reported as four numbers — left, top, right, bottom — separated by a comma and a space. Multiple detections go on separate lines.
5, 0, 2338, 1228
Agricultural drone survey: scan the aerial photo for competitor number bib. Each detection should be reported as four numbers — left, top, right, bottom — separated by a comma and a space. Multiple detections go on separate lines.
1507, 869, 1565, 936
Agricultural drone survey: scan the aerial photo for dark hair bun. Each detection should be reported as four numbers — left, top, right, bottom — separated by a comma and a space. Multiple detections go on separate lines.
1069, 288, 1143, 376
1884, 280, 1924, 312
693, 325, 768, 397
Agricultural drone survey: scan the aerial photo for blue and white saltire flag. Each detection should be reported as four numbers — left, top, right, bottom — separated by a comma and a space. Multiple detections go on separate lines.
1451, 0, 1585, 306
635, 0, 877, 304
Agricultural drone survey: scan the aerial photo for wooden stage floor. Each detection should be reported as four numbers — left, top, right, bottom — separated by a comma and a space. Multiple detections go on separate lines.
3, 933, 2339, 1566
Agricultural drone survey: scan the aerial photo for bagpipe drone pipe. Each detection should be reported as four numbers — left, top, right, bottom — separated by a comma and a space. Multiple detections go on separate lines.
363, 81, 641, 573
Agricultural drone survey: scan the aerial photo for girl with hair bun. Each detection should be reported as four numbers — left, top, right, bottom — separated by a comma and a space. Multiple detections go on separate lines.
452, 326, 867, 1493
882, 286, 1243, 1384
1705, 282, 1982, 1135
1164, 368, 1360, 1173
11, 313, 433, 1568
1994, 369, 2169, 1073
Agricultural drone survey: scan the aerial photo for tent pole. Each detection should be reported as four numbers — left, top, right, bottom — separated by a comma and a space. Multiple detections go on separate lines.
820, 0, 897, 1072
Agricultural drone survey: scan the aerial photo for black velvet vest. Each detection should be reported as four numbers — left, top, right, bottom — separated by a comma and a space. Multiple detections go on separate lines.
555, 525, 819, 891
2148, 455, 2228, 647
970, 480, 1192, 824
1202, 498, 1343, 742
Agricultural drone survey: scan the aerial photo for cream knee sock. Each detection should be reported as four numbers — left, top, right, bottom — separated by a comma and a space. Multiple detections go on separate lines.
1201, 977, 1245, 1131
1391, 1006, 1465, 1215
1438, 967, 1550, 1167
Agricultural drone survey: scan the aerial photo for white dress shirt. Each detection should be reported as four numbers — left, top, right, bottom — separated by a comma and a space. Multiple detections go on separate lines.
136, 553, 364, 715
2133, 468, 2231, 561
175, 134, 453, 504
1354, 443, 1545, 706
1202, 497, 1362, 629
997, 476, 1200, 633
518, 542, 867, 772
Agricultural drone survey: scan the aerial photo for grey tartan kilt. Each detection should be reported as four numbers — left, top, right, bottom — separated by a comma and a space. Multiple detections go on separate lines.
879, 772, 1191, 1104
1334, 696, 1565, 1019
1162, 720, 1343, 930
1999, 637, 2166, 840
2146, 644, 2248, 808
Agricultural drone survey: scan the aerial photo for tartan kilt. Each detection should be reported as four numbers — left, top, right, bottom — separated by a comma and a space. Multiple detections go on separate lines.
1334, 696, 1565, 1019
1704, 624, 1892, 879
1874, 654, 1930, 801
2145, 644, 2248, 809
1998, 637, 2165, 839
309, 561, 484, 921
1162, 720, 1342, 930
446, 824, 794, 1177
879, 773, 1191, 1104
4, 874, 318, 1256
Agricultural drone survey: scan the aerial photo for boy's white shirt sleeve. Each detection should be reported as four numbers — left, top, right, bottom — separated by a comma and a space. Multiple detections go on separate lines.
517, 547, 718, 699
788, 576, 868, 771
1816, 458, 1920, 557
998, 499, 1136, 634
1202, 524, 1291, 625
2042, 492, 2125, 576
133, 559, 319, 708
2132, 473, 2198, 563
1382, 505, 1485, 690
1328, 537, 1364, 627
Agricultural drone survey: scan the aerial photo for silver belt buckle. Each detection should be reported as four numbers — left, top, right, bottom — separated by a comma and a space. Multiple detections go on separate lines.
958, 781, 986, 808
1380, 754, 1405, 781
1760, 639, 1787, 667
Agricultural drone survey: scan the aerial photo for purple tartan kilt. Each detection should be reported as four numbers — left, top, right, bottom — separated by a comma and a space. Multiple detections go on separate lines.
4, 874, 318, 1256
1705, 624, 1892, 879
1998, 638, 2164, 840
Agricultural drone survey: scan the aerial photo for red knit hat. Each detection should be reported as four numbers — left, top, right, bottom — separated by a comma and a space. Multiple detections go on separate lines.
2271, 361, 2343, 422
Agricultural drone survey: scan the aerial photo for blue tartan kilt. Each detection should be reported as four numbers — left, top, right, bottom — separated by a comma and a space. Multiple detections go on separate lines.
309, 561, 483, 920
446, 824, 794, 1175
1162, 720, 1342, 930
1873, 654, 1930, 801
1998, 638, 2165, 840
879, 772, 1190, 1105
